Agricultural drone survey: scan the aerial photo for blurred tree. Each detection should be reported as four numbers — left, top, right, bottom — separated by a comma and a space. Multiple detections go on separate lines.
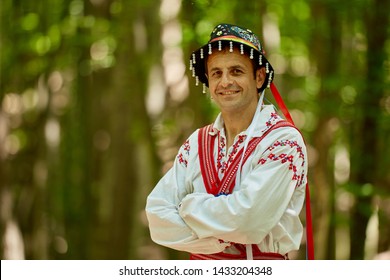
104, 0, 162, 260
308, 0, 342, 260
349, 0, 390, 260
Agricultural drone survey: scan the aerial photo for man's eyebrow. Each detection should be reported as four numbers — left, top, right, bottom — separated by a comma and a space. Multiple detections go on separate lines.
209, 64, 245, 72
229, 65, 246, 70
209, 66, 221, 73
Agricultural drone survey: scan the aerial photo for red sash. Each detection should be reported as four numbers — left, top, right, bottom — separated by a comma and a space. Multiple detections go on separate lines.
191, 244, 287, 260
198, 120, 293, 196
192, 120, 294, 260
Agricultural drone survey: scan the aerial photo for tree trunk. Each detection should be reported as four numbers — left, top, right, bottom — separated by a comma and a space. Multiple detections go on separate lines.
349, 0, 390, 260
104, 0, 162, 259
309, 0, 342, 260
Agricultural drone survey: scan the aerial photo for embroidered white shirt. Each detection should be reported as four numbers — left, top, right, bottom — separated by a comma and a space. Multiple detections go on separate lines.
146, 105, 308, 255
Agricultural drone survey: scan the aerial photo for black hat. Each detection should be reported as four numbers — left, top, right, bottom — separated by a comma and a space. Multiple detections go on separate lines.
189, 23, 274, 93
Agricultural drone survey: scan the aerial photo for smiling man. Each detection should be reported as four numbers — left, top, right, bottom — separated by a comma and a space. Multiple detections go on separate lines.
206, 47, 265, 148
146, 23, 308, 260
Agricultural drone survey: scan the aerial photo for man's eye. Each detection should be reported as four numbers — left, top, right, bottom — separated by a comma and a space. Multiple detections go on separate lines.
232, 69, 243, 75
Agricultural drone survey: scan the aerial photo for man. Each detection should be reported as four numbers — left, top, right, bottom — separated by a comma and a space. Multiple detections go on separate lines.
146, 23, 308, 260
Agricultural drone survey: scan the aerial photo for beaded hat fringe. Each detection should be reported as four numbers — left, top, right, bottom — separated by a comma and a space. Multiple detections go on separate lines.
189, 40, 274, 92
189, 23, 274, 93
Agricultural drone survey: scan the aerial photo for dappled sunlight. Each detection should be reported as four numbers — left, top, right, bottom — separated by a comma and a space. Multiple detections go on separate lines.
269, 53, 288, 74
290, 56, 310, 76
146, 65, 166, 116
382, 95, 390, 114
365, 207, 379, 260
161, 21, 182, 48
334, 145, 350, 185
3, 220, 25, 260
340, 85, 358, 105
262, 14, 280, 50
160, 0, 181, 22
53, 236, 68, 255
2, 93, 23, 116
4, 134, 21, 156
290, 109, 306, 129
45, 118, 61, 148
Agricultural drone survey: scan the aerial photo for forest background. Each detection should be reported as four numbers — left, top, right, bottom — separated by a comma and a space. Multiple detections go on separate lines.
0, 0, 389, 260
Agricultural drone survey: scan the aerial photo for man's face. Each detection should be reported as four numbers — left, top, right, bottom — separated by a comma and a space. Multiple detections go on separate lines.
206, 48, 265, 114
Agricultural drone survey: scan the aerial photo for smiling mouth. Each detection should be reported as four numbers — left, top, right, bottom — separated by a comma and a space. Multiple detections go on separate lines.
219, 90, 239, 95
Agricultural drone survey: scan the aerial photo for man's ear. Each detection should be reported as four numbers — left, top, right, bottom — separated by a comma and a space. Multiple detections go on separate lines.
256, 67, 266, 90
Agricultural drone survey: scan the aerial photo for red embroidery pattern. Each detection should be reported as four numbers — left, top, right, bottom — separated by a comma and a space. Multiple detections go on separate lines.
265, 112, 281, 127
258, 139, 305, 184
177, 139, 190, 167
217, 133, 226, 172
217, 134, 246, 175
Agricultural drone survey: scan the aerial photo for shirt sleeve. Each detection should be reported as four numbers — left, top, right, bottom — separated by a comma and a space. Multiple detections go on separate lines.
145, 134, 230, 254
178, 128, 307, 245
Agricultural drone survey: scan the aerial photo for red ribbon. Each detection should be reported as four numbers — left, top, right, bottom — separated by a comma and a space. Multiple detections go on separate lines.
270, 82, 315, 260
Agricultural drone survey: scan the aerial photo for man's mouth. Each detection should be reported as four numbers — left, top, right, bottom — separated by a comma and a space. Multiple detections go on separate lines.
219, 90, 239, 95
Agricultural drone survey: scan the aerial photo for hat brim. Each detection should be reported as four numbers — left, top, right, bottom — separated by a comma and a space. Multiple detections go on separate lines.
190, 40, 274, 92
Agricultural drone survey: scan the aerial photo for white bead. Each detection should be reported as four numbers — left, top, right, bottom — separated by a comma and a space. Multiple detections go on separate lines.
267, 71, 273, 87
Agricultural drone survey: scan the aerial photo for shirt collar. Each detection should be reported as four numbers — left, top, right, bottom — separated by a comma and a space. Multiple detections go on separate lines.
210, 105, 283, 137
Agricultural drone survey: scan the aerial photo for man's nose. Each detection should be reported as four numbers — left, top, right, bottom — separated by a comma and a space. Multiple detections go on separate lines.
220, 73, 233, 87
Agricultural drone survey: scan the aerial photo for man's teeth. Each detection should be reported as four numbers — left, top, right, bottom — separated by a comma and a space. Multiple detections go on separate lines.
221, 91, 237, 95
